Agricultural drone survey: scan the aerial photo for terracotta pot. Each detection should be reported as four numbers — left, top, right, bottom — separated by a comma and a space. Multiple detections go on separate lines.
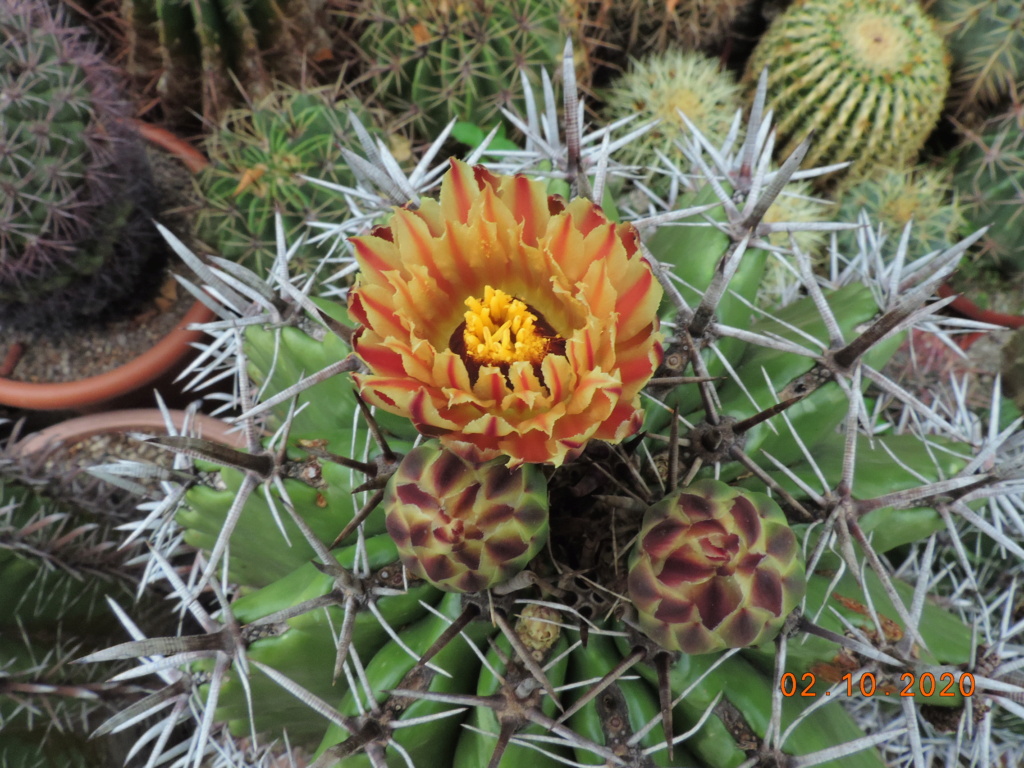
0, 122, 213, 413
12, 409, 246, 455
938, 283, 1024, 330
937, 283, 1024, 351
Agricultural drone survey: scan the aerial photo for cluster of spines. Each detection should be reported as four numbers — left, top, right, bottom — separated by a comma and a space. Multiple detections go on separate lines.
0, 0, 164, 333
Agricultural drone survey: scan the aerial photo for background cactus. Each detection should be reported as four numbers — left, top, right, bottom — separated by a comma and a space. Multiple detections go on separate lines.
744, 0, 950, 186
834, 165, 966, 262
926, 0, 1024, 115
574, 0, 748, 69
602, 49, 743, 189
0, 0, 165, 333
195, 86, 370, 278
951, 108, 1024, 273
117, 0, 337, 123
0, 478, 155, 768
78, 66, 1024, 768
343, 0, 568, 136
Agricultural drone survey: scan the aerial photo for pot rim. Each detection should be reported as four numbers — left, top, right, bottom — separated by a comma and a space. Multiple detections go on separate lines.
11, 407, 246, 455
0, 299, 215, 411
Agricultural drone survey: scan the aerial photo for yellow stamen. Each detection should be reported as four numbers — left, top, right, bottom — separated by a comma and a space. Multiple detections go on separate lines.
462, 286, 556, 366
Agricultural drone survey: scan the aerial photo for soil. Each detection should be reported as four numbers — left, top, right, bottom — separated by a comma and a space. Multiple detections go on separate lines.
0, 142, 205, 384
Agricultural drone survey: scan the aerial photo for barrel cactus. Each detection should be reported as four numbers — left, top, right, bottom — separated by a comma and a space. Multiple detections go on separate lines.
344, 0, 568, 136
602, 49, 743, 190
0, 0, 164, 333
744, 0, 951, 186
81, 55, 1024, 768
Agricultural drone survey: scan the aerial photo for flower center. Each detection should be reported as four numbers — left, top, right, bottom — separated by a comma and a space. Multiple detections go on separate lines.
462, 286, 558, 366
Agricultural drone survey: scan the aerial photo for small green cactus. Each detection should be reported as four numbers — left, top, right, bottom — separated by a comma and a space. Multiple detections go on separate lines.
603, 49, 743, 186
928, 0, 1024, 114
952, 109, 1024, 273
835, 165, 966, 261
196, 87, 368, 278
744, 0, 950, 185
0, 0, 165, 333
347, 0, 567, 136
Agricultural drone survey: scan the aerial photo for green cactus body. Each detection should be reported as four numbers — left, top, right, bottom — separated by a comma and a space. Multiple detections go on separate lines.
744, 0, 950, 185
196, 88, 366, 277
928, 0, 1024, 113
120, 0, 332, 122
576, 0, 747, 66
835, 165, 966, 261
953, 111, 1024, 273
0, 0, 164, 332
352, 0, 567, 135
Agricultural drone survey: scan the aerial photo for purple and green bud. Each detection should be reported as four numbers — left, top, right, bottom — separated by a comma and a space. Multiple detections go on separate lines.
384, 442, 549, 593
628, 479, 805, 654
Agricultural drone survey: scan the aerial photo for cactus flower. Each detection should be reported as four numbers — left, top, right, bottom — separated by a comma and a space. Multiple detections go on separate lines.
628, 479, 806, 654
349, 158, 663, 467
384, 442, 549, 592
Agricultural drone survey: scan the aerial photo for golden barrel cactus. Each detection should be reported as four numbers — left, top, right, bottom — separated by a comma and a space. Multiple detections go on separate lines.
744, 0, 950, 185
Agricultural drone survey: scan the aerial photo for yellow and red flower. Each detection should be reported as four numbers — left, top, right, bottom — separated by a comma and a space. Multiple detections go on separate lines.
348, 159, 663, 466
